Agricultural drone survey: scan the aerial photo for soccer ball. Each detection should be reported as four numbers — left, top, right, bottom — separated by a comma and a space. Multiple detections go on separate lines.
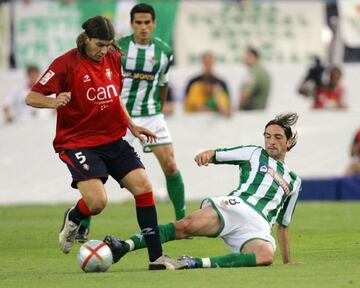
77, 240, 113, 272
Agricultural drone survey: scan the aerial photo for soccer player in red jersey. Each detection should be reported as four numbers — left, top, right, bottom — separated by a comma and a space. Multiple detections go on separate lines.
26, 15, 187, 270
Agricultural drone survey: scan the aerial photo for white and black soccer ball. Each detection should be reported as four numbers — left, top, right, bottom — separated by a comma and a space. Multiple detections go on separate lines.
77, 240, 113, 272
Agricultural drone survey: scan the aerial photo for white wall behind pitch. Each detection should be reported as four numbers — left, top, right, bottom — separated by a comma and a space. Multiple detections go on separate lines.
0, 64, 359, 205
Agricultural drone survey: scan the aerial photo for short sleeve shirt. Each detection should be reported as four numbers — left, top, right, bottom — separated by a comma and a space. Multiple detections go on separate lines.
32, 49, 128, 151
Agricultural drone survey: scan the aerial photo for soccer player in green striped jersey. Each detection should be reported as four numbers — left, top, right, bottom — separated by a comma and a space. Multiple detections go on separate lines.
104, 113, 302, 269
76, 3, 186, 242
120, 3, 185, 221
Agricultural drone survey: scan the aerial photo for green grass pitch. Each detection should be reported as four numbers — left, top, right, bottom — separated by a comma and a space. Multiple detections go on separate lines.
0, 201, 359, 288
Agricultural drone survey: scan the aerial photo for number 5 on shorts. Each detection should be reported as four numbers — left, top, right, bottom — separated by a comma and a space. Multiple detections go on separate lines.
75, 152, 86, 164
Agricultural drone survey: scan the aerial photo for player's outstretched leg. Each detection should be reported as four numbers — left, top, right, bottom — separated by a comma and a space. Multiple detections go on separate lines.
178, 253, 256, 269
104, 233, 187, 269
104, 223, 176, 263
103, 235, 128, 263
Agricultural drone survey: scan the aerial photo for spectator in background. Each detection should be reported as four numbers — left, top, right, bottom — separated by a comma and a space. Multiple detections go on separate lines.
313, 66, 346, 109
184, 52, 229, 96
239, 48, 270, 111
184, 75, 231, 117
184, 52, 231, 117
2, 65, 40, 123
345, 129, 360, 176
298, 56, 324, 99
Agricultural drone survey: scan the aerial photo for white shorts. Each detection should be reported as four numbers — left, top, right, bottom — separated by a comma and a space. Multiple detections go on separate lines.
201, 196, 276, 253
123, 114, 172, 153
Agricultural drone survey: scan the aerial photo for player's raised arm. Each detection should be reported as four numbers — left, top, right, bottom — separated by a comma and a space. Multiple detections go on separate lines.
26, 91, 71, 109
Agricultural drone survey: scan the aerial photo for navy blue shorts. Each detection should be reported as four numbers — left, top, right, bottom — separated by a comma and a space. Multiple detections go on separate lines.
58, 138, 145, 189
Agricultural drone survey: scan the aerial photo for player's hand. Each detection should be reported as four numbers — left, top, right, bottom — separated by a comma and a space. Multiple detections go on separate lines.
194, 150, 215, 166
128, 123, 157, 144
53, 92, 71, 109
283, 259, 300, 265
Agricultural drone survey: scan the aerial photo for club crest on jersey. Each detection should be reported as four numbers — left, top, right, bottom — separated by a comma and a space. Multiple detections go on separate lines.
39, 70, 55, 85
151, 56, 156, 64
259, 165, 268, 173
105, 68, 112, 80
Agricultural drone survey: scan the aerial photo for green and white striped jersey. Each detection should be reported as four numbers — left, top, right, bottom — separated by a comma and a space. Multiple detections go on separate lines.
118, 34, 173, 117
214, 145, 302, 227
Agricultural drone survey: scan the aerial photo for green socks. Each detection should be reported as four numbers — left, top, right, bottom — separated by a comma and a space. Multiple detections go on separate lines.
166, 171, 185, 220
194, 253, 256, 268
125, 223, 176, 253
80, 216, 91, 229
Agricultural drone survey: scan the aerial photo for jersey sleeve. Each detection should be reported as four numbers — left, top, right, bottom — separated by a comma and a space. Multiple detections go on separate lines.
31, 57, 67, 96
213, 146, 259, 164
276, 177, 302, 227
158, 72, 169, 87
159, 48, 173, 87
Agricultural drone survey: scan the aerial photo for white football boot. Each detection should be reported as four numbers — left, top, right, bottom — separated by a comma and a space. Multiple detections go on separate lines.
149, 255, 188, 270
59, 207, 79, 254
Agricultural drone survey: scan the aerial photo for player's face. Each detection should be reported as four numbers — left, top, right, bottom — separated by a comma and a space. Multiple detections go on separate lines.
202, 53, 214, 74
131, 13, 156, 44
243, 51, 255, 66
85, 38, 114, 62
264, 124, 291, 161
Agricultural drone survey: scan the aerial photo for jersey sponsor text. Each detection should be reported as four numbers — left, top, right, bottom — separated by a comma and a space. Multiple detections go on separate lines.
86, 84, 118, 102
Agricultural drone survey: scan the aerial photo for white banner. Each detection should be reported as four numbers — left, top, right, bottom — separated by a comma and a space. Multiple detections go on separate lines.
14, 1, 81, 70
175, 1, 325, 66
338, 0, 360, 47
0, 3, 10, 70
114, 0, 137, 38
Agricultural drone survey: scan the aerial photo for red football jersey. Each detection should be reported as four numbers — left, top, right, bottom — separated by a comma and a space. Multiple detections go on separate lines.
32, 48, 128, 151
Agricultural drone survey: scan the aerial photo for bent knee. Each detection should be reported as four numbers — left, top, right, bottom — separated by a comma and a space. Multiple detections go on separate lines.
174, 217, 192, 238
139, 180, 152, 194
163, 161, 178, 176
88, 198, 107, 215
134, 176, 153, 194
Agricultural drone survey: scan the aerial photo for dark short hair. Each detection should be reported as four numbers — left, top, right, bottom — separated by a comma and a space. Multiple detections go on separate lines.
130, 3, 155, 22
82, 15, 115, 40
247, 47, 259, 59
264, 113, 299, 151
